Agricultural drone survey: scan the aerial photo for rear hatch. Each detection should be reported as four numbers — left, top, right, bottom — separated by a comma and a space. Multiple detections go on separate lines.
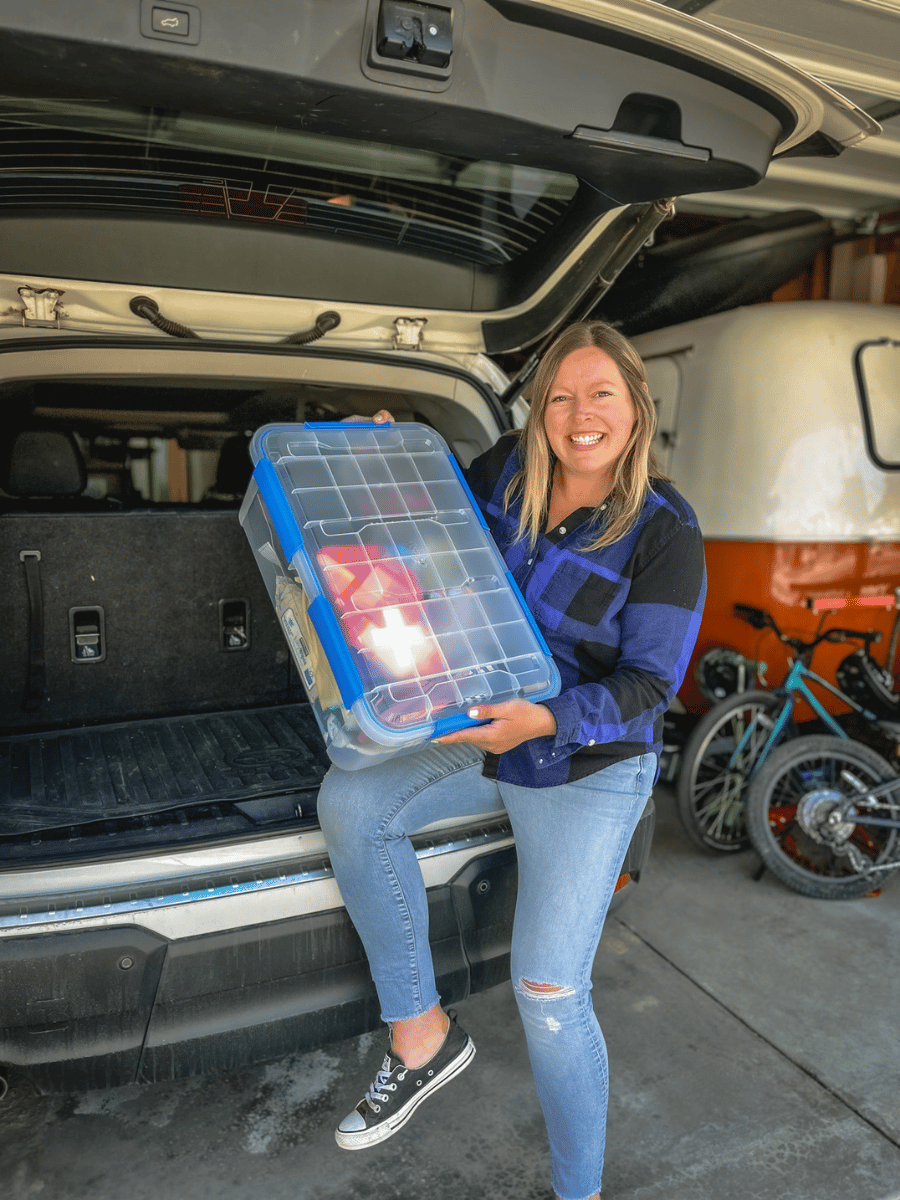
0, 0, 876, 354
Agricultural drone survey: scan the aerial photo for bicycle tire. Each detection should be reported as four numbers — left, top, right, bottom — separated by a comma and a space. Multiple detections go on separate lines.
746, 735, 900, 900
676, 690, 787, 853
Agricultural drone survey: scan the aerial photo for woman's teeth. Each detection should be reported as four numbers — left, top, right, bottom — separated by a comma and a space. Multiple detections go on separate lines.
570, 433, 603, 445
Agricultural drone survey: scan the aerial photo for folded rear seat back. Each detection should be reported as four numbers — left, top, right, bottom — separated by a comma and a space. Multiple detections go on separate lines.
1, 509, 298, 732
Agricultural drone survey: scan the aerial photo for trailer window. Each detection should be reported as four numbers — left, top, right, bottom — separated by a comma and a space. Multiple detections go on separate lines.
855, 339, 900, 470
644, 356, 681, 476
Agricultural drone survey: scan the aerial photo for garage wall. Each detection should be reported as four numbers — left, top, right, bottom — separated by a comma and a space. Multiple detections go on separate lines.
770, 233, 900, 306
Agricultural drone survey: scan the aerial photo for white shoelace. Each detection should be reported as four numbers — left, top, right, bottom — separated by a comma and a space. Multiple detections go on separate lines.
365, 1055, 404, 1106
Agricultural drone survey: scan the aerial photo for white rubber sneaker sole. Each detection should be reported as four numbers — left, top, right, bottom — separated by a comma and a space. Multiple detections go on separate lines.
334, 1037, 476, 1151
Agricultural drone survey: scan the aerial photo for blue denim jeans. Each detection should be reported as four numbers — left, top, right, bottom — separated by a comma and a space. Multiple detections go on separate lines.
317, 742, 655, 1200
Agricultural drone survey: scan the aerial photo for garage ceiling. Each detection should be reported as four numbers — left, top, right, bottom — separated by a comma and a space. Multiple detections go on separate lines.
658, 0, 900, 229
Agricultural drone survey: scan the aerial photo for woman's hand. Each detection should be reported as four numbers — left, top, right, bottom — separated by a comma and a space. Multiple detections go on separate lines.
341, 409, 395, 424
434, 699, 557, 754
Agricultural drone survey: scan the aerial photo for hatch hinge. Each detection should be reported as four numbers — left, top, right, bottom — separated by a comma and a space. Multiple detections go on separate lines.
18, 287, 66, 328
393, 317, 427, 349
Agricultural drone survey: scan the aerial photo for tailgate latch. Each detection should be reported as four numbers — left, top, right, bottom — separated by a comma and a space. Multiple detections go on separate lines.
377, 1, 453, 68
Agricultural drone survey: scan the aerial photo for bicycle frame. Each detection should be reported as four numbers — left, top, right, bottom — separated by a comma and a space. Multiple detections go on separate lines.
828, 772, 900, 880
838, 775, 900, 831
727, 657, 880, 780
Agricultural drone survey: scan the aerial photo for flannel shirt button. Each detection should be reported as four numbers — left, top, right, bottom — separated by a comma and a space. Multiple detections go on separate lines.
538, 758, 544, 764
558, 526, 566, 534
527, 558, 533, 565
588, 739, 596, 746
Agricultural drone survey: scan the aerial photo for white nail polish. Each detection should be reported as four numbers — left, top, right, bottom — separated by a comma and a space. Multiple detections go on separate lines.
468, 708, 479, 718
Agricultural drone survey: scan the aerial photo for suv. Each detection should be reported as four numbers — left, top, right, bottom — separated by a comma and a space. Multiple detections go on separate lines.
0, 0, 874, 1093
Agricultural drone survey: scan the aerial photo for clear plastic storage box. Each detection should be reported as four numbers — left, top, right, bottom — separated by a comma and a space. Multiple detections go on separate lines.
240, 423, 560, 770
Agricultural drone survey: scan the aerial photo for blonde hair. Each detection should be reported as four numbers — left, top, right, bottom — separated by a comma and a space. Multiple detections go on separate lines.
505, 321, 666, 551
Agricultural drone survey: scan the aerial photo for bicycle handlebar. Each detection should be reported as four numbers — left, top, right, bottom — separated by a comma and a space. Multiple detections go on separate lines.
824, 627, 882, 644
732, 604, 882, 655
733, 604, 772, 632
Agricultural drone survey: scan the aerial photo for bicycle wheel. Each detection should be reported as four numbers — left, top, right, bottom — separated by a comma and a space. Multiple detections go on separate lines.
746, 735, 900, 900
676, 690, 787, 853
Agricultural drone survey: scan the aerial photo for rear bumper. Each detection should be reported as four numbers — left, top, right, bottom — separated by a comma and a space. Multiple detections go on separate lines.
0, 798, 654, 1094
0, 845, 517, 1093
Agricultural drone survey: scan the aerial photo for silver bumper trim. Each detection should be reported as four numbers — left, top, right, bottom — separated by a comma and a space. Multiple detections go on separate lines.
0, 820, 513, 930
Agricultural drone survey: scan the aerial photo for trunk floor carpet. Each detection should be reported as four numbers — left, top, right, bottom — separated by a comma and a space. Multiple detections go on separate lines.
1, 705, 330, 836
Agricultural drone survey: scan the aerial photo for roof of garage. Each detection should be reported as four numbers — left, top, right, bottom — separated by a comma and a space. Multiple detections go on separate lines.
657, 0, 900, 226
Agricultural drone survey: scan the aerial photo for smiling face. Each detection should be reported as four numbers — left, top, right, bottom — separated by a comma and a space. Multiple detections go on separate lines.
542, 345, 636, 496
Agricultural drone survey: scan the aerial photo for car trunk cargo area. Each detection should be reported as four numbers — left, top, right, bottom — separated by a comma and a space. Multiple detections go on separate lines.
1, 506, 331, 864
0, 363, 500, 868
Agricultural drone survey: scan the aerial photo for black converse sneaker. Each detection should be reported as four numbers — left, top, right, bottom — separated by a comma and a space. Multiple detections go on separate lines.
335, 1013, 475, 1150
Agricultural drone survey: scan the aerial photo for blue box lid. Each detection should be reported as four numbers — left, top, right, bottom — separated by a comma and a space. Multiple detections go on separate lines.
249, 422, 560, 746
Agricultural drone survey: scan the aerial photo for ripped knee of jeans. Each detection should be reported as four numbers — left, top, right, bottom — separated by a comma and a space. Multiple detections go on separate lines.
517, 979, 577, 1002
516, 979, 577, 1032
519, 979, 575, 997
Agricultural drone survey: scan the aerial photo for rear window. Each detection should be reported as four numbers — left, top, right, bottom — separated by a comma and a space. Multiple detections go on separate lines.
0, 96, 578, 268
855, 338, 900, 469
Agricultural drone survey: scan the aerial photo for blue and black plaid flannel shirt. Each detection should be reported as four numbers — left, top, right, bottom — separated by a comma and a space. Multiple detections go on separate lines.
465, 434, 707, 788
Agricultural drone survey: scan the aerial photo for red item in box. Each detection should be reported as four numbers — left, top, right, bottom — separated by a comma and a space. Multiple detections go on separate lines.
317, 545, 445, 681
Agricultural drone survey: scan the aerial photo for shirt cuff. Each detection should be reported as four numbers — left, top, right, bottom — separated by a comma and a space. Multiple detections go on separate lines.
539, 694, 586, 759
523, 734, 559, 770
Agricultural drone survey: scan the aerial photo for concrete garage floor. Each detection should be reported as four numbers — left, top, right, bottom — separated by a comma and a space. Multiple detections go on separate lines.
3, 787, 900, 1200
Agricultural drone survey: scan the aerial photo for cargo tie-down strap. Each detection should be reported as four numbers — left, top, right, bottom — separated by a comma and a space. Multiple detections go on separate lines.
18, 549, 45, 712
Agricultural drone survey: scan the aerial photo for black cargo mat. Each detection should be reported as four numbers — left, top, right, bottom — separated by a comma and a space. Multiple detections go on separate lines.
1, 705, 329, 836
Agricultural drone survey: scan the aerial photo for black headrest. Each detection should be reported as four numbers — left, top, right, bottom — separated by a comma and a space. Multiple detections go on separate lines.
3, 429, 87, 497
214, 434, 253, 496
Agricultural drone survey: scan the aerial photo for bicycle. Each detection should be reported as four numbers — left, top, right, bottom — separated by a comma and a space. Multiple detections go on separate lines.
676, 601, 896, 854
745, 733, 900, 899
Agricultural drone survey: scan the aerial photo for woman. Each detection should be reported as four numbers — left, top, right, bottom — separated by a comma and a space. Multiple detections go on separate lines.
318, 321, 706, 1200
